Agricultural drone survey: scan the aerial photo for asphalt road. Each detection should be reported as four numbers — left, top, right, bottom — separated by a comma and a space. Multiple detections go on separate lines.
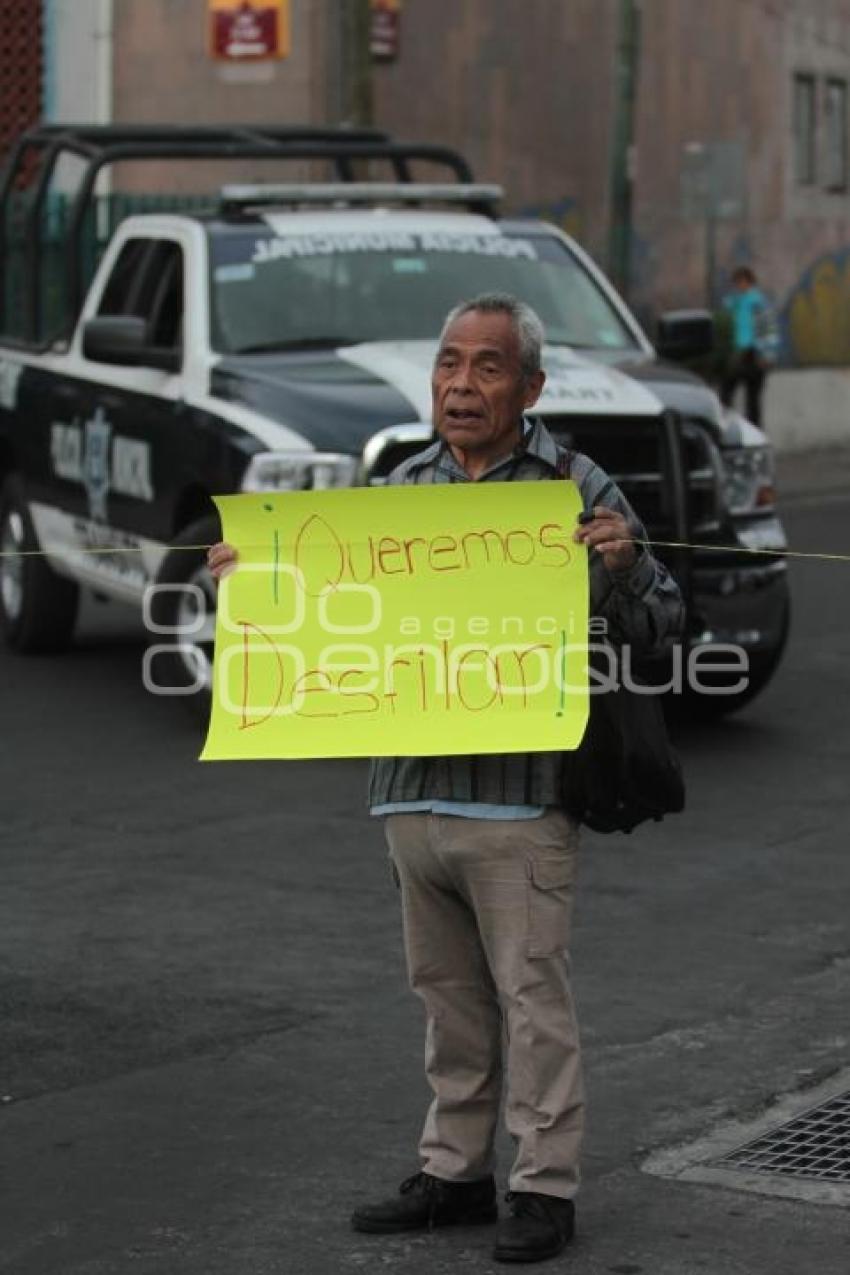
1, 493, 850, 1274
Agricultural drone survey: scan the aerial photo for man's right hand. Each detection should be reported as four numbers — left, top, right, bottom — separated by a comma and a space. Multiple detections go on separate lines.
207, 541, 238, 583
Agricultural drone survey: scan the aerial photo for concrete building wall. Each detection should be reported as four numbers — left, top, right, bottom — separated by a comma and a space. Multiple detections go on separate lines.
373, 0, 850, 366
630, 0, 788, 317
774, 0, 850, 364
371, 0, 620, 266
110, 0, 329, 192
630, 0, 850, 363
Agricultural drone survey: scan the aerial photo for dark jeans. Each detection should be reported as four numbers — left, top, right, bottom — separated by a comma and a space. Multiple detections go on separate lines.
719, 348, 767, 428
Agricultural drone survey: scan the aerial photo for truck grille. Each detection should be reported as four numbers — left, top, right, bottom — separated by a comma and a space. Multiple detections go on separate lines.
542, 413, 719, 538
363, 414, 720, 542
363, 423, 435, 483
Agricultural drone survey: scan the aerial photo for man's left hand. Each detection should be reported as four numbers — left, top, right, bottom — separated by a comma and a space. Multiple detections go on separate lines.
574, 506, 639, 573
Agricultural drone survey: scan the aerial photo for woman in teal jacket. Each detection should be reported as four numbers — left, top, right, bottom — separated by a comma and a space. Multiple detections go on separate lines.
720, 265, 779, 429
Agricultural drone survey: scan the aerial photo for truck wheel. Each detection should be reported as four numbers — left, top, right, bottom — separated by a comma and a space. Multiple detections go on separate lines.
682, 595, 791, 718
145, 513, 220, 718
0, 475, 79, 653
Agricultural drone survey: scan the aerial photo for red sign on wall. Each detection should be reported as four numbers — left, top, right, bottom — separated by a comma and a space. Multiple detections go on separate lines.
209, 0, 289, 61
370, 0, 401, 60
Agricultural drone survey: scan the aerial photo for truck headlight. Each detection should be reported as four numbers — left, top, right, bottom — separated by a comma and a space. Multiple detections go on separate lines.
241, 451, 358, 492
721, 445, 776, 514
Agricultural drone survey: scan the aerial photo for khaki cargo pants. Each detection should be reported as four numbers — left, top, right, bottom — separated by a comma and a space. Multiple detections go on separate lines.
385, 809, 583, 1198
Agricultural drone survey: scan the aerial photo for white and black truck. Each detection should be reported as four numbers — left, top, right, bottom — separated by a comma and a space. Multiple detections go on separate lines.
0, 125, 789, 712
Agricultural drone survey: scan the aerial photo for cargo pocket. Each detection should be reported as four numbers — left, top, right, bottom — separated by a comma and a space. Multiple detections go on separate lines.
526, 857, 574, 958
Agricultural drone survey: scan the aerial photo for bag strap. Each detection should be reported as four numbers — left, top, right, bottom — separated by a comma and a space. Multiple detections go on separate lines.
554, 443, 574, 480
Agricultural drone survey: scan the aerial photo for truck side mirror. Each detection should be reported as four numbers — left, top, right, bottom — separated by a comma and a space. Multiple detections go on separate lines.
82, 316, 181, 374
656, 309, 715, 362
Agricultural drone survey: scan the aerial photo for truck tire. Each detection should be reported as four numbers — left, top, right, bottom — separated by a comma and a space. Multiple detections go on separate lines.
145, 512, 220, 719
0, 474, 79, 653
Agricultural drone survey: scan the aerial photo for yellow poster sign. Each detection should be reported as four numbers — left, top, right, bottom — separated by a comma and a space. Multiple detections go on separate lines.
201, 482, 589, 761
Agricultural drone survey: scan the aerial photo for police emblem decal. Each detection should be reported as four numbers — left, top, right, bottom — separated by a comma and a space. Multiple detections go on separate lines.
83, 407, 112, 523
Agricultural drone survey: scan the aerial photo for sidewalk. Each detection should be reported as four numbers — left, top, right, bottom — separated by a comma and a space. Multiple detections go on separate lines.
775, 441, 850, 502
764, 367, 850, 454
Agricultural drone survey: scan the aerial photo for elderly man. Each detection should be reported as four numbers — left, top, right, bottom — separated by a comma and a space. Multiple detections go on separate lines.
208, 293, 683, 1264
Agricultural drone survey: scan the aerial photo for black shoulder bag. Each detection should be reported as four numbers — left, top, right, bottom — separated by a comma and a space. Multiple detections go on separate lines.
561, 649, 686, 833
556, 449, 685, 834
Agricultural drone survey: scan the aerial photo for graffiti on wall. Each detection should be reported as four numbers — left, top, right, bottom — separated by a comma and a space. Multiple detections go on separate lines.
783, 247, 850, 366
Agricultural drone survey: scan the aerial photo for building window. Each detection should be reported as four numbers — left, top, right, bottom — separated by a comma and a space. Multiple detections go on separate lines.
793, 74, 817, 185
825, 79, 848, 191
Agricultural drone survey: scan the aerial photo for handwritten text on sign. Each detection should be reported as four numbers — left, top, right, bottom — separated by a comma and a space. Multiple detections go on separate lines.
201, 482, 589, 760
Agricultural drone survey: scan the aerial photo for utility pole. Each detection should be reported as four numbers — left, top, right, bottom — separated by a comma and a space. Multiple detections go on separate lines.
339, 0, 373, 127
608, 0, 641, 299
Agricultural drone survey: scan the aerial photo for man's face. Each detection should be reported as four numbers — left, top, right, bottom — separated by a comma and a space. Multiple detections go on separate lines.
432, 310, 545, 460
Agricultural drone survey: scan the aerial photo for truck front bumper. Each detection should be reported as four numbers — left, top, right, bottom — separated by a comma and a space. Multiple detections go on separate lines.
688, 558, 789, 655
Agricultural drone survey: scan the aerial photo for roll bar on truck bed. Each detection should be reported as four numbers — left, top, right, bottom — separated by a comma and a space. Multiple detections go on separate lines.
0, 123, 481, 346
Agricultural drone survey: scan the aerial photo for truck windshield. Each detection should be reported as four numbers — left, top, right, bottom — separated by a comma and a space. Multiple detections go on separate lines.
208, 227, 639, 355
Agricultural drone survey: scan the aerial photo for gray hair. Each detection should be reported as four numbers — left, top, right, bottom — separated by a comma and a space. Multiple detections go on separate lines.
438, 292, 545, 380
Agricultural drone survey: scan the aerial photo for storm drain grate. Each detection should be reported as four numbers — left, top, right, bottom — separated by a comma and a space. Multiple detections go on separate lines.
644, 1071, 850, 1205
716, 1090, 850, 1182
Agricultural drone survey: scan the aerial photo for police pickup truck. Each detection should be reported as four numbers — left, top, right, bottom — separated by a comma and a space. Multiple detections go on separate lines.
0, 125, 789, 713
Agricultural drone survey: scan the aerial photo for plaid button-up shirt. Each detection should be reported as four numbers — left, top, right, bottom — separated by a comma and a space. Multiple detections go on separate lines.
368, 417, 684, 811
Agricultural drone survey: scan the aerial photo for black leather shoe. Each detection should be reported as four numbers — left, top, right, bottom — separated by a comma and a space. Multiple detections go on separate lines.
493, 1192, 575, 1263
351, 1171, 498, 1233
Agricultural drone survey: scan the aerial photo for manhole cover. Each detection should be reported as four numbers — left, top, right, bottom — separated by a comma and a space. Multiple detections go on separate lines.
644, 1070, 850, 1206
717, 1090, 850, 1182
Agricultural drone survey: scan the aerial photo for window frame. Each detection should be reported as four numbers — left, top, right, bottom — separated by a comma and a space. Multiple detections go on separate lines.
824, 77, 848, 193
96, 236, 185, 358
793, 72, 817, 187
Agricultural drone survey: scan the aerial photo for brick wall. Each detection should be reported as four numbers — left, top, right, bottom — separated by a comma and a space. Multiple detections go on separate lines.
0, 0, 42, 162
